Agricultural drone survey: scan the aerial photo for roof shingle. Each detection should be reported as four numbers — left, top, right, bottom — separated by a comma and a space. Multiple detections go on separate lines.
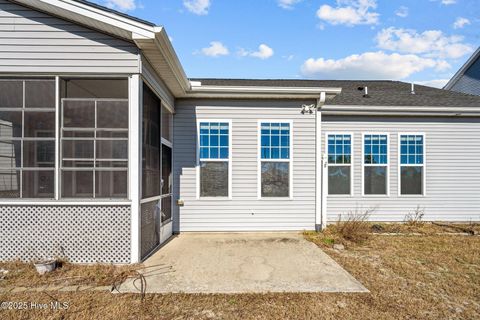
191, 79, 480, 107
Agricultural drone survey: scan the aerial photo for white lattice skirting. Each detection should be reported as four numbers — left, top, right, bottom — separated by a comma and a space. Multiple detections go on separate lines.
0, 205, 131, 264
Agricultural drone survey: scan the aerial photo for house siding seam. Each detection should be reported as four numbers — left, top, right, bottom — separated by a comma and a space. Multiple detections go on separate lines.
0, 0, 140, 74
173, 99, 317, 232
322, 115, 480, 222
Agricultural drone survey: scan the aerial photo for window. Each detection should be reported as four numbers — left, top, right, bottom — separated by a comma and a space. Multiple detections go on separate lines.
327, 134, 352, 195
198, 121, 230, 198
363, 134, 389, 195
0, 79, 55, 199
259, 122, 291, 198
399, 134, 425, 195
61, 79, 128, 199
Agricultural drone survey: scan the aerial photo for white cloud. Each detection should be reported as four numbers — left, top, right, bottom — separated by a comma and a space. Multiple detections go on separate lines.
441, 0, 456, 5
416, 79, 450, 88
316, 0, 379, 26
238, 44, 274, 60
395, 6, 408, 18
300, 51, 449, 80
104, 0, 136, 11
376, 27, 474, 59
183, 0, 211, 15
278, 0, 302, 9
200, 41, 229, 57
453, 17, 470, 29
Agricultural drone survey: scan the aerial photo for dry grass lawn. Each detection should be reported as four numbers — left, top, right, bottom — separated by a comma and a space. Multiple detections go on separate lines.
1, 223, 479, 320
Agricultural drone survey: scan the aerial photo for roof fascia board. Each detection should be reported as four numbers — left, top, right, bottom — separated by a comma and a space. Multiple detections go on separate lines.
153, 29, 191, 93
186, 85, 342, 99
321, 105, 480, 117
12, 0, 156, 39
444, 47, 480, 90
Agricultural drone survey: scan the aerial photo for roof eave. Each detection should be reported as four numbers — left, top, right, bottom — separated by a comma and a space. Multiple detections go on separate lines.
12, 0, 191, 96
444, 47, 480, 90
184, 85, 342, 99
321, 105, 480, 117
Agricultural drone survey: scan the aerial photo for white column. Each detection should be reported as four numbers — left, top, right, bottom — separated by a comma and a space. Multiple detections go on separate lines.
54, 76, 60, 200
129, 74, 142, 263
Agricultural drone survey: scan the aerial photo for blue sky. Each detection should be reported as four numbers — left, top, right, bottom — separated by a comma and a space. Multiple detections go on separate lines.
99, 0, 479, 87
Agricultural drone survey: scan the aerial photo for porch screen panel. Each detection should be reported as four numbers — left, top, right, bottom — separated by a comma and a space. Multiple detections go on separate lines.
0, 79, 55, 199
142, 85, 161, 199
60, 78, 128, 199
140, 85, 163, 259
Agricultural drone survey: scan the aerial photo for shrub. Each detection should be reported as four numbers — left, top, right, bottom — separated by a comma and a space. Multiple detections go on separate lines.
336, 207, 375, 243
404, 206, 425, 226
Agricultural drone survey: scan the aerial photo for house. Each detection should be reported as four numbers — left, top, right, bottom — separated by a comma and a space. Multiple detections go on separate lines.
1, 0, 479, 264
445, 47, 480, 96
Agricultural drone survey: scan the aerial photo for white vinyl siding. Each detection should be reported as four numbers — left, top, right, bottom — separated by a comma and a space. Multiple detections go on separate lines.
174, 99, 316, 232
322, 115, 480, 222
0, 0, 139, 74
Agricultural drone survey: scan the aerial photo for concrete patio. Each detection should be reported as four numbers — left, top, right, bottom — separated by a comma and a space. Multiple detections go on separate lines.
117, 233, 368, 294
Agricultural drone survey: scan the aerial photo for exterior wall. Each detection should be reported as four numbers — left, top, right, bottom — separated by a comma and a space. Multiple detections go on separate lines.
0, 0, 140, 74
322, 115, 480, 222
1, 205, 131, 263
173, 99, 317, 232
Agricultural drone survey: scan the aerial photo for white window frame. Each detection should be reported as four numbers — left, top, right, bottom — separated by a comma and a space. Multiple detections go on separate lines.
325, 132, 354, 197
361, 132, 390, 197
398, 132, 426, 197
257, 120, 293, 200
196, 119, 232, 200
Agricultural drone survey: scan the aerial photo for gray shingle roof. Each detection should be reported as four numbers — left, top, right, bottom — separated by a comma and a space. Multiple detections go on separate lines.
73, 0, 157, 27
191, 79, 480, 107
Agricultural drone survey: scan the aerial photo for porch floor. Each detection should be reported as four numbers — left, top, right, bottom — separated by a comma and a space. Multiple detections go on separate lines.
117, 233, 368, 294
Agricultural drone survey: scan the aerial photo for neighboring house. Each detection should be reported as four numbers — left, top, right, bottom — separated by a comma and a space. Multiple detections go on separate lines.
445, 48, 480, 96
1, 0, 479, 264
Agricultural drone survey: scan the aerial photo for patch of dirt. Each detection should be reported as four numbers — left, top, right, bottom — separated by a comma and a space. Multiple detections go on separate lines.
1, 224, 479, 319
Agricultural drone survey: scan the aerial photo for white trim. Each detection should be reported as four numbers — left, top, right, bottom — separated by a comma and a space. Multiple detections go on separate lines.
128, 75, 142, 263
398, 132, 427, 197
0, 200, 131, 206
325, 132, 354, 197
140, 195, 163, 204
54, 76, 60, 200
257, 120, 294, 200
196, 119, 232, 200
321, 105, 480, 117
161, 137, 173, 148
361, 133, 390, 197
187, 85, 341, 99
14, 0, 157, 38
444, 47, 480, 90
315, 109, 322, 229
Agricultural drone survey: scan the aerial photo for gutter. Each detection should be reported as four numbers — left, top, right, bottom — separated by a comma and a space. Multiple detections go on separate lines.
315, 92, 327, 232
185, 85, 342, 99
321, 105, 480, 117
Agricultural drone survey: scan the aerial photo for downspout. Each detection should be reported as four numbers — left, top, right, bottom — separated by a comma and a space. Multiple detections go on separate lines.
315, 92, 326, 232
